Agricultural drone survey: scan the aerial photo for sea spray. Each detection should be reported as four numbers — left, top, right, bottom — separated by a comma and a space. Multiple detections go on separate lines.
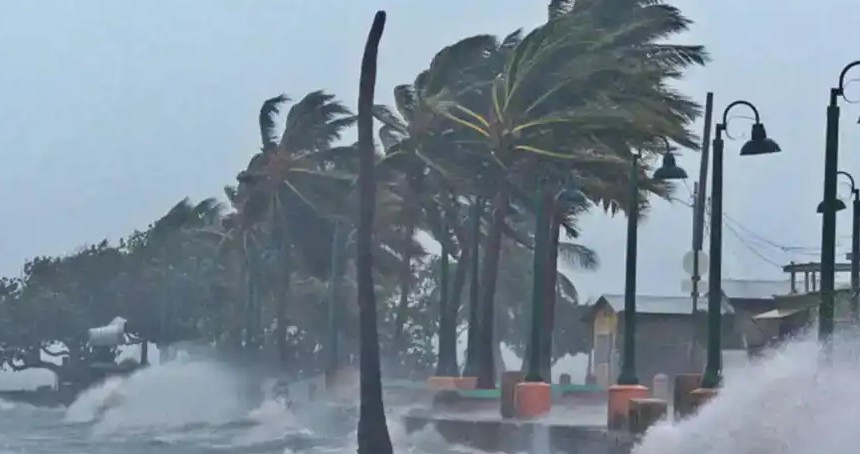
633, 330, 860, 454
65, 358, 248, 435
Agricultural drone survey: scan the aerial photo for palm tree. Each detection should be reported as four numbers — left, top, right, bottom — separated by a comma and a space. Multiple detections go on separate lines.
356, 11, 393, 454
238, 90, 357, 361
374, 34, 520, 375
429, 0, 706, 387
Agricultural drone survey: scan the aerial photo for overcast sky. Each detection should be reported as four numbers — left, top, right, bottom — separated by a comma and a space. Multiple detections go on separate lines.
1, 0, 859, 301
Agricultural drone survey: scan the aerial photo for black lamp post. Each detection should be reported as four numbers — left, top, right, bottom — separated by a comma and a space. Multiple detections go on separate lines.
819, 60, 860, 343
817, 171, 859, 322
616, 141, 688, 386
700, 101, 781, 390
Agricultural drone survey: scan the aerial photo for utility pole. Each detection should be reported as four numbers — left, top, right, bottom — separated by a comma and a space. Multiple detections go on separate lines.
689, 92, 714, 367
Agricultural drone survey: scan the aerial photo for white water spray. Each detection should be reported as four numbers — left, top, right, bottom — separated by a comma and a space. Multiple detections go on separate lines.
65, 358, 249, 435
634, 332, 860, 454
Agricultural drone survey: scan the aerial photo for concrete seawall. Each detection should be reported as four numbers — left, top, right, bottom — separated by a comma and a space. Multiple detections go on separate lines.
403, 411, 636, 454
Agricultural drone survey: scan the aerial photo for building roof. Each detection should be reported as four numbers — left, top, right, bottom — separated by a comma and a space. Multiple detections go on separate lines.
717, 279, 795, 299
594, 294, 733, 316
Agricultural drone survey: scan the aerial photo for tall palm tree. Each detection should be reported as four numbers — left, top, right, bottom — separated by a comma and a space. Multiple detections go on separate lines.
429, 0, 706, 387
238, 90, 357, 361
374, 34, 519, 375
356, 11, 393, 454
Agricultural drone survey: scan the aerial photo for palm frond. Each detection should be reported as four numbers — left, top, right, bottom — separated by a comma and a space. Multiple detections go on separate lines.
557, 242, 598, 270
279, 90, 355, 153
259, 95, 289, 151
547, 0, 576, 20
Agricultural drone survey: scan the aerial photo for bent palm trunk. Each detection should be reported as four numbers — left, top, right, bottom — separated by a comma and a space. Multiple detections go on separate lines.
540, 198, 560, 381
435, 212, 459, 376
462, 197, 483, 377
476, 188, 508, 389
356, 11, 392, 454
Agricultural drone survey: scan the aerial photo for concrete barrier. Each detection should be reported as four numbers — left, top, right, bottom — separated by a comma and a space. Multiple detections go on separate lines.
673, 373, 702, 419
628, 398, 668, 434
607, 385, 649, 430
500, 371, 524, 418
403, 412, 635, 454
689, 387, 718, 413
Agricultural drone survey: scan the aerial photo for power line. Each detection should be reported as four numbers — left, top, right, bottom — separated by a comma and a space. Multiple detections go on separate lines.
667, 193, 854, 266
722, 220, 785, 268
722, 213, 826, 253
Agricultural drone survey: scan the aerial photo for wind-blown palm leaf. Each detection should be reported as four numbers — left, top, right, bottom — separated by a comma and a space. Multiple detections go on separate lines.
259, 95, 289, 151
556, 272, 580, 305
557, 242, 598, 270
279, 90, 355, 153
548, 0, 576, 20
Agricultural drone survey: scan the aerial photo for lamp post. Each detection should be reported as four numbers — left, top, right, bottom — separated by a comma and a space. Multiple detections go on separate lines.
606, 140, 687, 429
819, 60, 860, 344
616, 142, 689, 386
848, 174, 860, 323
818, 171, 858, 322
700, 101, 781, 391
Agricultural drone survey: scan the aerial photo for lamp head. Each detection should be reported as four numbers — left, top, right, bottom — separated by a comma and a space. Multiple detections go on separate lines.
816, 199, 848, 214
740, 123, 781, 156
652, 152, 688, 180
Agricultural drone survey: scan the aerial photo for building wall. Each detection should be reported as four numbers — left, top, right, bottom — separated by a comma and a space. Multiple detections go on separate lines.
616, 314, 704, 388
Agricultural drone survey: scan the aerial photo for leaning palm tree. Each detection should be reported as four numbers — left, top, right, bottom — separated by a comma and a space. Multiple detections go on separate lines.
238, 90, 358, 361
373, 34, 523, 375
428, 0, 706, 387
355, 11, 393, 454
373, 77, 464, 356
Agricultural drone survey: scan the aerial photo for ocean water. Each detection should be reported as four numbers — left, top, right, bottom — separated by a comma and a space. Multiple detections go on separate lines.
634, 330, 860, 454
3, 332, 856, 453
0, 358, 476, 454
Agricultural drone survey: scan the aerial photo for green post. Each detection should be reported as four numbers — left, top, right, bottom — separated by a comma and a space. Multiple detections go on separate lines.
820, 60, 860, 349
525, 183, 549, 382
818, 89, 840, 346
851, 193, 860, 322
701, 127, 724, 389
701, 99, 781, 387
617, 155, 640, 386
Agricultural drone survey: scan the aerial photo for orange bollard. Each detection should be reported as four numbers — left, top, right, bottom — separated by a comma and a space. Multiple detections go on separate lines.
514, 381, 552, 419
455, 376, 478, 390
427, 376, 459, 391
607, 384, 649, 430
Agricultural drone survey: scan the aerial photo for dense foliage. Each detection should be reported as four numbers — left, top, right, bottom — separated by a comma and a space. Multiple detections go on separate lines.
0, 0, 706, 389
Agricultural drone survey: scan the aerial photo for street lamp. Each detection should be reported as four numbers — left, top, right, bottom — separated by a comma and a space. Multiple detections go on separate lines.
607, 139, 687, 429
616, 139, 688, 386
818, 60, 860, 343
817, 171, 859, 322
700, 101, 781, 390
